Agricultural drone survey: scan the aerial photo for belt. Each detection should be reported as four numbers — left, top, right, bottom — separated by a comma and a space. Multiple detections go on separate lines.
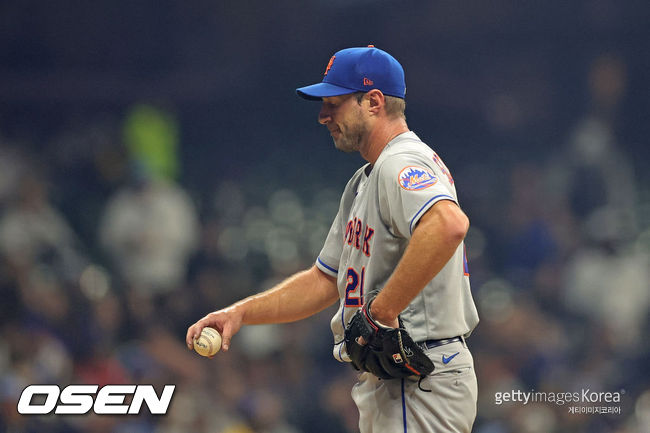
418, 336, 462, 350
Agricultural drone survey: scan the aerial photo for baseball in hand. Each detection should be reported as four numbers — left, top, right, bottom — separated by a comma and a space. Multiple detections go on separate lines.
193, 327, 222, 357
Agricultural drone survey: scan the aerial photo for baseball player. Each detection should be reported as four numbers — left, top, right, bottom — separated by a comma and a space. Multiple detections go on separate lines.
186, 45, 479, 433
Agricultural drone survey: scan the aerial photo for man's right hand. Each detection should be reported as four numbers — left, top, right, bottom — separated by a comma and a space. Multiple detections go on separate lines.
186, 305, 244, 352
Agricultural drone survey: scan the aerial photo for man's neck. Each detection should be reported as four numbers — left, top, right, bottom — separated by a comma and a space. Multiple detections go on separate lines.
361, 119, 409, 164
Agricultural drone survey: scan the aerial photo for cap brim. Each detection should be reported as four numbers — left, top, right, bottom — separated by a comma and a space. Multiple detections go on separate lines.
296, 82, 358, 100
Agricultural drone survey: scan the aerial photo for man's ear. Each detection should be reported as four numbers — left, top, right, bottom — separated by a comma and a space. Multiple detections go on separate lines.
366, 89, 385, 115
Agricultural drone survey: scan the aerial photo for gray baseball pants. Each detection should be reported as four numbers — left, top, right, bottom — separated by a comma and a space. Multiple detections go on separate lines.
351, 339, 477, 433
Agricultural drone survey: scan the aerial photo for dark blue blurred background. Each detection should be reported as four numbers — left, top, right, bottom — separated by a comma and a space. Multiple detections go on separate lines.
1, 1, 649, 432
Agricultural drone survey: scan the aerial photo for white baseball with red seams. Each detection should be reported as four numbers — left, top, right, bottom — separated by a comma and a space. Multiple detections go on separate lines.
193, 327, 222, 357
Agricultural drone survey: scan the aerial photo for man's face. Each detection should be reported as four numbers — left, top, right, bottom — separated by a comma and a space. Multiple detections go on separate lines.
319, 94, 368, 153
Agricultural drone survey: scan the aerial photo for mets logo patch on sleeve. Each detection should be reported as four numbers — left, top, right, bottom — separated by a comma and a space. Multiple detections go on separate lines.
398, 166, 438, 191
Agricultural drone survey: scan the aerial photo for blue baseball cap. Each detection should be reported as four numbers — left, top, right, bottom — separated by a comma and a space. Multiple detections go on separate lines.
296, 45, 406, 101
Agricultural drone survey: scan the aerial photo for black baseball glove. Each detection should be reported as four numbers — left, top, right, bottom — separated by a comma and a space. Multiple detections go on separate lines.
344, 300, 434, 380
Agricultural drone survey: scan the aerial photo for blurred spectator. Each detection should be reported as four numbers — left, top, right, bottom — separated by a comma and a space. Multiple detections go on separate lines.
123, 104, 181, 182
99, 168, 199, 295
546, 53, 649, 348
545, 52, 637, 240
47, 114, 128, 249
0, 172, 86, 280
501, 163, 559, 287
99, 103, 199, 296
563, 234, 650, 349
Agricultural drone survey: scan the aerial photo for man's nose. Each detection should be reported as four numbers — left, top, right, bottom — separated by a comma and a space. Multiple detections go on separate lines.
318, 106, 331, 125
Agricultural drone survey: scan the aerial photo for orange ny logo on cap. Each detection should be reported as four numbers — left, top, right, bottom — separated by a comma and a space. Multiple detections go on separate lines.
324, 55, 335, 76
363, 77, 374, 86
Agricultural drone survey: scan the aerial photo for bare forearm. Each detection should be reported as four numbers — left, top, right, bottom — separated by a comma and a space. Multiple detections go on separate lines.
372, 200, 468, 324
235, 265, 339, 325
186, 265, 338, 352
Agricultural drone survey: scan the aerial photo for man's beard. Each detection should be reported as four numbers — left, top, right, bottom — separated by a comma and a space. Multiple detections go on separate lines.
333, 118, 367, 153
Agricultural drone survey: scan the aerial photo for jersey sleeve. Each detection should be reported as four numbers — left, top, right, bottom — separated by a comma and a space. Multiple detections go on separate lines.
316, 212, 342, 277
378, 152, 457, 238
316, 188, 354, 278
316, 167, 367, 277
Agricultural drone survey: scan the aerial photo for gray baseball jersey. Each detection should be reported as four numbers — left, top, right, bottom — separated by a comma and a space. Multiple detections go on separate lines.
315, 131, 479, 361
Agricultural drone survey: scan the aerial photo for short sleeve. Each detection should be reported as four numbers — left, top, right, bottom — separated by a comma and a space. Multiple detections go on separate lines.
378, 153, 457, 238
316, 211, 343, 277
315, 167, 368, 277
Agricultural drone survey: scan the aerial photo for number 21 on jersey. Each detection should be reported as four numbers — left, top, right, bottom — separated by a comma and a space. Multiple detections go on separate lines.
344, 267, 365, 307
345, 250, 468, 307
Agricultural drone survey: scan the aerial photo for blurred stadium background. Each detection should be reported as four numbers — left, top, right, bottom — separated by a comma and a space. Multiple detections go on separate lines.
1, 1, 649, 432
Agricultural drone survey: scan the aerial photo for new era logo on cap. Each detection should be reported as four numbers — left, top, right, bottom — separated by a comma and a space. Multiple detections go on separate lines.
297, 45, 406, 101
